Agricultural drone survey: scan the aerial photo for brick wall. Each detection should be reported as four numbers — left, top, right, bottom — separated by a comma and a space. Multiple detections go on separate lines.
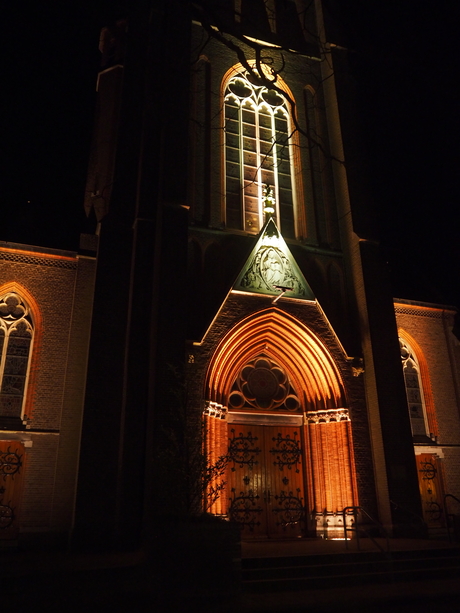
0, 245, 95, 537
20, 433, 59, 528
395, 302, 460, 502
51, 256, 96, 530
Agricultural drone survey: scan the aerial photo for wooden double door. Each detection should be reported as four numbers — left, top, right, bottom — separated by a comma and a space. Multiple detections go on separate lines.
227, 424, 307, 538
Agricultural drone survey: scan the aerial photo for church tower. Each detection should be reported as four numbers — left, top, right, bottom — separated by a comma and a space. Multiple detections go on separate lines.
74, 0, 423, 549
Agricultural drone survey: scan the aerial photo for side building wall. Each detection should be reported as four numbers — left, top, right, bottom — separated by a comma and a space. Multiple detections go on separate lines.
0, 243, 95, 544
394, 300, 460, 522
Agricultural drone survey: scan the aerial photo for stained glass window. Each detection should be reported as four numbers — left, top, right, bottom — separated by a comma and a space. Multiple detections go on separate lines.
399, 337, 428, 436
0, 293, 33, 419
224, 69, 296, 237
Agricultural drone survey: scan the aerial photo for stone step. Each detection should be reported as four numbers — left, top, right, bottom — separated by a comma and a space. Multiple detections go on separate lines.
243, 545, 460, 569
242, 546, 460, 593
244, 566, 460, 593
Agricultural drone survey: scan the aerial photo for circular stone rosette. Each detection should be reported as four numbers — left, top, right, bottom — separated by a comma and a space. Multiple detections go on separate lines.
228, 357, 300, 412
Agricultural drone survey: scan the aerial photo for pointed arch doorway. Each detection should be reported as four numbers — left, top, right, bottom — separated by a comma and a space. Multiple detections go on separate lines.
204, 308, 358, 540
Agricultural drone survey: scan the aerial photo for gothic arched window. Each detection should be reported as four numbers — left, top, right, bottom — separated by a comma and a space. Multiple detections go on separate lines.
399, 337, 429, 437
224, 68, 297, 237
0, 292, 34, 420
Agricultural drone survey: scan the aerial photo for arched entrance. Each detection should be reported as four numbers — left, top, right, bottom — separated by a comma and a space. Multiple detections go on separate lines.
204, 308, 358, 539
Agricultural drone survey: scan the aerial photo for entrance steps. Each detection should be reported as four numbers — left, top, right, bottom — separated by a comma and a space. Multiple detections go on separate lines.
241, 538, 460, 593
427, 526, 450, 540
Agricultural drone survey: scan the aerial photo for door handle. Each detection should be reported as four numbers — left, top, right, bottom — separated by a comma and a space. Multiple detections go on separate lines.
264, 489, 271, 503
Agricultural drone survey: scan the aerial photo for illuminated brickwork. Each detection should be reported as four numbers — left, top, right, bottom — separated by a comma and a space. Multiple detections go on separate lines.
395, 301, 460, 505
307, 419, 357, 512
204, 403, 228, 516
0, 244, 95, 539
189, 291, 377, 536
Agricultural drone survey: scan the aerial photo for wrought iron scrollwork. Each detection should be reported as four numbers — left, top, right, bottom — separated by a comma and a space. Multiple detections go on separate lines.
425, 501, 443, 522
228, 429, 261, 469
419, 459, 444, 525
272, 489, 305, 529
0, 447, 22, 480
420, 461, 437, 481
228, 489, 263, 531
270, 432, 301, 471
0, 501, 15, 529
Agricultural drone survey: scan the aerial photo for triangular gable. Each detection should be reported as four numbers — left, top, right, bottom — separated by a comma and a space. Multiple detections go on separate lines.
233, 218, 315, 300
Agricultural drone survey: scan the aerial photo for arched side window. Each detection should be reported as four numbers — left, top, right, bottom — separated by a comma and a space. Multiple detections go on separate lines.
399, 336, 429, 437
0, 292, 34, 420
224, 68, 297, 237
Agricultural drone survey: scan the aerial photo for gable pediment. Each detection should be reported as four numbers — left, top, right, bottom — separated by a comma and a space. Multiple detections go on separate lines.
233, 218, 315, 301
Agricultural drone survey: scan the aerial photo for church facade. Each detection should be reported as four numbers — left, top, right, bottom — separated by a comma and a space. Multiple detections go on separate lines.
1, 1, 460, 548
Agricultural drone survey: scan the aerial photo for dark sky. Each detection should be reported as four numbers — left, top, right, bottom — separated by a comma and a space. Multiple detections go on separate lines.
2, 4, 105, 250
2, 2, 459, 308
343, 1, 460, 309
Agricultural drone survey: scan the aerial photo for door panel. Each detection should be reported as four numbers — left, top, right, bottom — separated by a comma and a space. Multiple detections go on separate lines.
417, 453, 445, 528
227, 424, 306, 538
0, 440, 25, 539
266, 427, 305, 537
227, 426, 266, 536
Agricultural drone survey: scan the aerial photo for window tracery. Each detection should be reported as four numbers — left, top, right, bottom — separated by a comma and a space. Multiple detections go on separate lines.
0, 293, 34, 419
399, 337, 428, 436
224, 69, 296, 237
228, 356, 300, 412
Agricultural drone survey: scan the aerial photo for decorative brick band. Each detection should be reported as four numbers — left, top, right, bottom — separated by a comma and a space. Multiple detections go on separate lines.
306, 408, 350, 424
203, 401, 227, 420
0, 252, 77, 270
394, 306, 444, 319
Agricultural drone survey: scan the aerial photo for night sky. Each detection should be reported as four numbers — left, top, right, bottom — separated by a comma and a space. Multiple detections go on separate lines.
2, 2, 459, 309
